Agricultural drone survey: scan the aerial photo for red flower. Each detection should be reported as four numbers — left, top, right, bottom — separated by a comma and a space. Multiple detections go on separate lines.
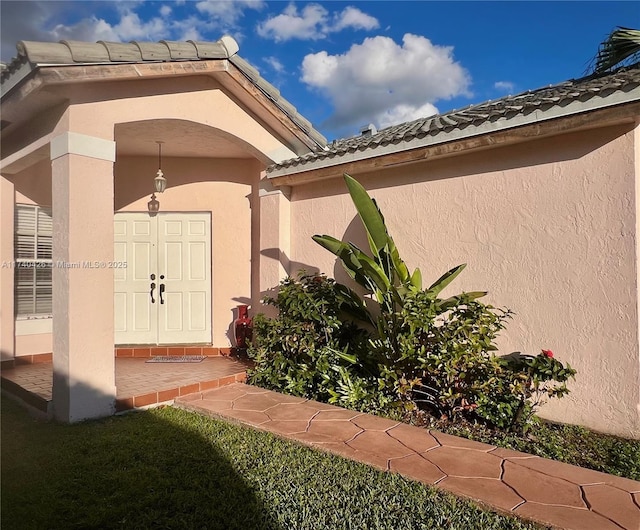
541, 349, 554, 358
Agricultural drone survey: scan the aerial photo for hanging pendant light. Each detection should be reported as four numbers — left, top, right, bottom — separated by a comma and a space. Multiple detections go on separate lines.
154, 141, 167, 193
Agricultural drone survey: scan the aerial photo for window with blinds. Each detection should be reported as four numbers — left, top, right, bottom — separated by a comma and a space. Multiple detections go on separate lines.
15, 204, 53, 317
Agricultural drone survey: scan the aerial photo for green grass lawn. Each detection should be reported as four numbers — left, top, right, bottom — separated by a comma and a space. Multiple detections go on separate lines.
1, 398, 545, 530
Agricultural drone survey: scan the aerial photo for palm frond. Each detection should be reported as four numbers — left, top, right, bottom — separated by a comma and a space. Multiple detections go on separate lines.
591, 27, 640, 74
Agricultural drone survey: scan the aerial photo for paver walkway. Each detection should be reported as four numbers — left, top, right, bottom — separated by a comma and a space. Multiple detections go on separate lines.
176, 383, 640, 530
1, 357, 251, 413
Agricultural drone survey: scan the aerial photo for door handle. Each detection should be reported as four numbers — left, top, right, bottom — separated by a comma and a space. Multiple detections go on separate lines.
150, 274, 156, 304
159, 275, 165, 305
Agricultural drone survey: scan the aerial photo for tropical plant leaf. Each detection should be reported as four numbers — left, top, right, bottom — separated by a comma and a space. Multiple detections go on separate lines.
334, 283, 374, 324
386, 240, 411, 284
355, 252, 392, 294
313, 234, 392, 295
312, 235, 362, 278
592, 27, 640, 73
410, 268, 422, 290
326, 347, 358, 365
344, 174, 389, 255
437, 291, 487, 311
426, 264, 467, 298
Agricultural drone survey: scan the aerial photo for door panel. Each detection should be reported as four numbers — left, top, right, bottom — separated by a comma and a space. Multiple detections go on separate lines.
157, 213, 211, 344
114, 214, 157, 344
114, 212, 211, 345
188, 292, 207, 330
114, 292, 127, 332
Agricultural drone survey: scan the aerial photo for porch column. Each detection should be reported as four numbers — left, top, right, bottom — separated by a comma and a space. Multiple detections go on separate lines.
0, 175, 14, 361
51, 132, 116, 422
258, 179, 291, 307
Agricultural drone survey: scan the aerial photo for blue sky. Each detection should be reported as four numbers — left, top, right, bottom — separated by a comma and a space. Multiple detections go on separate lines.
1, 1, 638, 140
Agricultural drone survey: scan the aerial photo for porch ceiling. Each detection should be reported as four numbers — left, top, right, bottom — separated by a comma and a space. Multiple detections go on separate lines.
115, 120, 253, 159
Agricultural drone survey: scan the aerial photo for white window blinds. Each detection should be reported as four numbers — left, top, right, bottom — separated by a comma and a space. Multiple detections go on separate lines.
15, 204, 53, 316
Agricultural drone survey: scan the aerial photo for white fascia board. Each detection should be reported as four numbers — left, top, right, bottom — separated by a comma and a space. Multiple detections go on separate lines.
267, 88, 640, 180
1, 60, 171, 100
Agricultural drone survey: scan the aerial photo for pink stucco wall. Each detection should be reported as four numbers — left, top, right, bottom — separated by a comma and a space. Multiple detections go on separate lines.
287, 124, 640, 438
0, 175, 15, 361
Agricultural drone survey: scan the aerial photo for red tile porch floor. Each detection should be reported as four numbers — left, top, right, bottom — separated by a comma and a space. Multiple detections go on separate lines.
177, 383, 640, 530
0, 356, 251, 414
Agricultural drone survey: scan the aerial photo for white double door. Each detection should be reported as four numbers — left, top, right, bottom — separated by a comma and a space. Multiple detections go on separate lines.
114, 212, 211, 345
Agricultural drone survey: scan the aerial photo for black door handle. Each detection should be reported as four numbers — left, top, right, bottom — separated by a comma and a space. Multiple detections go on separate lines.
159, 283, 165, 304
150, 282, 156, 303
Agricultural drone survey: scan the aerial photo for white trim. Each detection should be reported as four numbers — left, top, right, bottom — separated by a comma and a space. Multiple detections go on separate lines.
50, 132, 116, 162
259, 186, 291, 198
16, 316, 52, 336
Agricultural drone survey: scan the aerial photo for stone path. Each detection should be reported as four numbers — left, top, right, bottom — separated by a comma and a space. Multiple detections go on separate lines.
176, 383, 640, 530
1, 357, 250, 414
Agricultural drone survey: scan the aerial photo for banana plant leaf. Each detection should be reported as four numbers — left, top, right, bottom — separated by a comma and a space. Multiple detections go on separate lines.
334, 283, 374, 325
426, 264, 467, 298
312, 235, 362, 278
313, 234, 392, 296
344, 174, 412, 285
410, 268, 423, 290
344, 174, 388, 255
436, 291, 487, 311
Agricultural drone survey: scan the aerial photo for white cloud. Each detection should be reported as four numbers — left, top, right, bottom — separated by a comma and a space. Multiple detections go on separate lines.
494, 80, 515, 93
1, 1, 61, 60
196, 0, 265, 24
257, 3, 379, 42
301, 34, 471, 130
264, 56, 285, 73
50, 11, 167, 43
160, 5, 172, 18
333, 6, 379, 32
257, 3, 327, 41
170, 15, 210, 42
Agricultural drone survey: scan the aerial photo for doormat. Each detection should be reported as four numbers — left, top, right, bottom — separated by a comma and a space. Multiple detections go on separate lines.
146, 355, 206, 363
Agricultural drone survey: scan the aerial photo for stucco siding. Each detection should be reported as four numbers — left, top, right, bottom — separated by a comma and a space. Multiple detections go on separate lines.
288, 124, 639, 438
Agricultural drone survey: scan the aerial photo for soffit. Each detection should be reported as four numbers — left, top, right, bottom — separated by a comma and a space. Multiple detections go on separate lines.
115, 120, 253, 159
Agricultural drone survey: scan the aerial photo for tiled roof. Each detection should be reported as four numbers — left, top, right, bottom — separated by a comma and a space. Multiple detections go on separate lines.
268, 63, 640, 174
0, 37, 327, 148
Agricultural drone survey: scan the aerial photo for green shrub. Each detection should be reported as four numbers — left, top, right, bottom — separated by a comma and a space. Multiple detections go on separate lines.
247, 272, 395, 413
395, 291, 576, 431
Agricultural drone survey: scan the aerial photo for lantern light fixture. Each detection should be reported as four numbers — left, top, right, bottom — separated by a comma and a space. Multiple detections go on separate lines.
154, 141, 167, 194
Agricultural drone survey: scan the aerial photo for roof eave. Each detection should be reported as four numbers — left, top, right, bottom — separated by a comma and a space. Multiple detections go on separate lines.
227, 57, 326, 151
0, 60, 35, 99
267, 88, 640, 185
1, 59, 324, 158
